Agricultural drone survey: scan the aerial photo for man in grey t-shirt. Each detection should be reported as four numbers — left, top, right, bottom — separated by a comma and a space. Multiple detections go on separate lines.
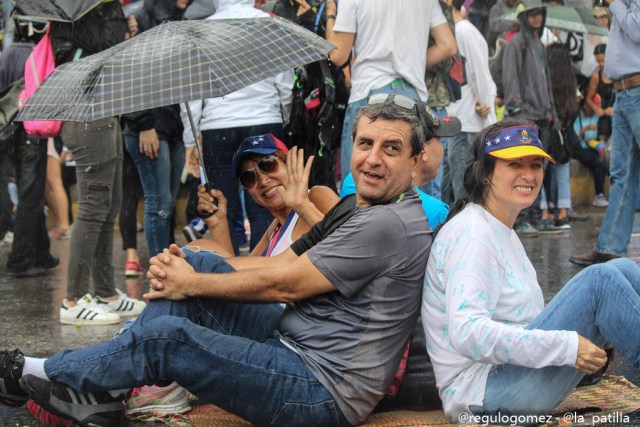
6, 95, 458, 427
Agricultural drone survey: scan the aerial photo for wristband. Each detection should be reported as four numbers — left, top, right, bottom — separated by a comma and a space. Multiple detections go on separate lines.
324, 14, 336, 23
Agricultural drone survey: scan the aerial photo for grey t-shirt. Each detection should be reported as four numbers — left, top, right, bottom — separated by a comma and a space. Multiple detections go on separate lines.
278, 190, 432, 425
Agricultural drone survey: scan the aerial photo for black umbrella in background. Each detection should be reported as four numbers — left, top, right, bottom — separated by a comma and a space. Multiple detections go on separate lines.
12, 0, 102, 23
15, 17, 334, 193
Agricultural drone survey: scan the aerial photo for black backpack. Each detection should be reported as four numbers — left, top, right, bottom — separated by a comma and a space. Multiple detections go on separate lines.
0, 78, 25, 145
272, 0, 350, 191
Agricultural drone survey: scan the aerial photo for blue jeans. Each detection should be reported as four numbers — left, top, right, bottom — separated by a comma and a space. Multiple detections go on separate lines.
61, 118, 122, 299
420, 107, 449, 202
201, 125, 279, 255
540, 161, 571, 210
339, 80, 420, 182
595, 86, 640, 256
44, 252, 350, 427
124, 135, 185, 256
474, 258, 640, 415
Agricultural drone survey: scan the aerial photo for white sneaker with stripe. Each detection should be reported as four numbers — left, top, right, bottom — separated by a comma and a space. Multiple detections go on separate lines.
59, 294, 121, 325
95, 289, 146, 317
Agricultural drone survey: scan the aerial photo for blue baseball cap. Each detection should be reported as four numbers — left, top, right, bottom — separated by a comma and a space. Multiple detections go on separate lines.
231, 134, 289, 178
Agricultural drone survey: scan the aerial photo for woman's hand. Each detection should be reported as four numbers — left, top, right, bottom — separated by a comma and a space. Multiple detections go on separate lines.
197, 185, 227, 229
276, 146, 314, 212
139, 129, 160, 159
604, 106, 614, 116
575, 336, 608, 375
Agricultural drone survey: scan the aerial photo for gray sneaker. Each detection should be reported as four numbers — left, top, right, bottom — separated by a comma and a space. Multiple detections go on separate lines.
515, 222, 540, 237
535, 219, 563, 234
592, 194, 609, 207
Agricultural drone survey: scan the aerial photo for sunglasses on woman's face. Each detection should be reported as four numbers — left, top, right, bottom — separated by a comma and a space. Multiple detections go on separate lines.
238, 155, 280, 189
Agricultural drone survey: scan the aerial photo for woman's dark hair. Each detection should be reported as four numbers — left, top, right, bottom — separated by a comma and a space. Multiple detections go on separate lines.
434, 118, 539, 237
547, 43, 579, 126
594, 43, 607, 56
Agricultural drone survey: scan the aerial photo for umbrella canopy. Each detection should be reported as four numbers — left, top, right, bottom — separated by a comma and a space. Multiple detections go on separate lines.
13, 0, 103, 23
501, 4, 609, 36
16, 17, 334, 122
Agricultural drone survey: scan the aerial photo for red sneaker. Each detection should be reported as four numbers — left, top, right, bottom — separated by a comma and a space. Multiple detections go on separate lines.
124, 260, 143, 277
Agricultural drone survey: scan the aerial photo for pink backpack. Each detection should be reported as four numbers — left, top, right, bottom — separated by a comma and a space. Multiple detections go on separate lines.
18, 28, 63, 138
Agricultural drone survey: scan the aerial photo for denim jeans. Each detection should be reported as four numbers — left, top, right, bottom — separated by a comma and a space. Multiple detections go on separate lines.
44, 252, 351, 427
540, 161, 571, 210
5, 134, 51, 272
124, 135, 184, 256
446, 131, 476, 202
339, 80, 420, 182
62, 118, 122, 299
420, 107, 449, 202
595, 86, 640, 256
474, 258, 640, 415
201, 125, 279, 255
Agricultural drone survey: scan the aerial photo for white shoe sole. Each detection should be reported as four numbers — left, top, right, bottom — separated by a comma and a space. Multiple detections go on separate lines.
59, 317, 121, 325
126, 402, 192, 415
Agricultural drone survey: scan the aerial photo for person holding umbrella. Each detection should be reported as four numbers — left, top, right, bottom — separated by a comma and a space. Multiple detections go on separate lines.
181, 0, 294, 257
49, 1, 147, 325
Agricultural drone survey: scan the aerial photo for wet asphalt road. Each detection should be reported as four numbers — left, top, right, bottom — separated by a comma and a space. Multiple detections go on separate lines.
1, 207, 639, 426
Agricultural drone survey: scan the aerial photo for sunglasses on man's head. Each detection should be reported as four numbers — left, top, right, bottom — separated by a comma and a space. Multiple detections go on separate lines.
238, 155, 280, 189
367, 93, 437, 140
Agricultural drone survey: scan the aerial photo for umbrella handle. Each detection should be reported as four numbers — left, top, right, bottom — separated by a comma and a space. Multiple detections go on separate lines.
197, 182, 217, 219
185, 102, 218, 217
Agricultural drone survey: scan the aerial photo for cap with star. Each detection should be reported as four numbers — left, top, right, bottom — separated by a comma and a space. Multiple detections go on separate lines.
231, 134, 289, 178
484, 125, 555, 163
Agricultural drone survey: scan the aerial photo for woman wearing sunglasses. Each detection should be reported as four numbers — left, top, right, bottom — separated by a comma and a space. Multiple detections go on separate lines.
421, 118, 640, 422
191, 133, 339, 258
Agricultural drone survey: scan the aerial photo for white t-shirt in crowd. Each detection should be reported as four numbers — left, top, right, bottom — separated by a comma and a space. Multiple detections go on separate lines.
446, 19, 496, 133
333, 0, 446, 103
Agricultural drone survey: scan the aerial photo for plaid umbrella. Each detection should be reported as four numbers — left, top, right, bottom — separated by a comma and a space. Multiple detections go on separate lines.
16, 17, 334, 123
13, 0, 103, 23
501, 5, 608, 36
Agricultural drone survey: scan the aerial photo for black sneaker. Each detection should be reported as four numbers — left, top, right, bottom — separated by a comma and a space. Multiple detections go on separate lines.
0, 348, 27, 406
19, 374, 125, 427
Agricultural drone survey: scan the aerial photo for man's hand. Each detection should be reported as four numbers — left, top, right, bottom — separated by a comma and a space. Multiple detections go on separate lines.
276, 147, 314, 212
146, 245, 195, 301
186, 146, 201, 178
139, 129, 160, 159
575, 336, 608, 374
475, 103, 491, 119
126, 14, 138, 40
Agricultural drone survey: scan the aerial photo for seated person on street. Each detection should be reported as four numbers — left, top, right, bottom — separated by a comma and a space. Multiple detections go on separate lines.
422, 118, 640, 422
191, 134, 339, 258
125, 134, 340, 416
1, 95, 444, 427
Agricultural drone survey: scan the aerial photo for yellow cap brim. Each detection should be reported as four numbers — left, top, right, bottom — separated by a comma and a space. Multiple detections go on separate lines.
488, 146, 556, 164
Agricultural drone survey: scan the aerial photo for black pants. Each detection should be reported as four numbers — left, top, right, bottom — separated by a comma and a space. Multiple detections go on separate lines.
6, 134, 52, 272
572, 148, 607, 196
119, 144, 143, 251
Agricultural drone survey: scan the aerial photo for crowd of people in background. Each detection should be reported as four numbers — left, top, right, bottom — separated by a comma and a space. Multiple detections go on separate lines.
0, 0, 639, 424
0, 0, 630, 314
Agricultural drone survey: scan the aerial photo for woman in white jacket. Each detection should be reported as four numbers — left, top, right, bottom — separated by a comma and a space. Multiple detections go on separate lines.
422, 118, 640, 422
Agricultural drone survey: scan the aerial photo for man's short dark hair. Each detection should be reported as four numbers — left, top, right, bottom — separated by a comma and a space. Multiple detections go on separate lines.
352, 102, 426, 157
